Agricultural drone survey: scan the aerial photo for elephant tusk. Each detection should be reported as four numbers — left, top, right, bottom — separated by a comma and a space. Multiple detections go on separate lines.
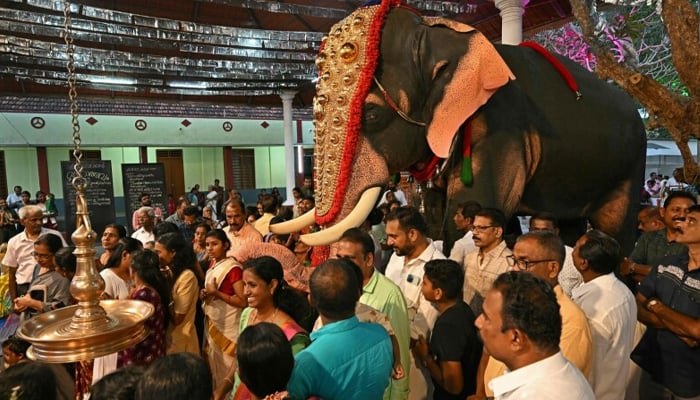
270, 208, 317, 234
300, 187, 382, 247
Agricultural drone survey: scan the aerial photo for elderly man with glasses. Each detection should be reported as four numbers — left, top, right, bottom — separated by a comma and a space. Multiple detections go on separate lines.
461, 208, 512, 316
2, 205, 66, 300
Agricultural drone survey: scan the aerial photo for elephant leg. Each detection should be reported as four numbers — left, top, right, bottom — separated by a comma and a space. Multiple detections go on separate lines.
586, 179, 639, 255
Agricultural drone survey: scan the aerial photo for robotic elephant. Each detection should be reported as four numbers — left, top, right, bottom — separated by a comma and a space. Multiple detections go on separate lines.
273, 0, 646, 254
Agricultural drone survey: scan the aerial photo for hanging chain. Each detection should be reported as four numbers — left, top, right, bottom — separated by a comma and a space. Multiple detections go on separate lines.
63, 0, 84, 188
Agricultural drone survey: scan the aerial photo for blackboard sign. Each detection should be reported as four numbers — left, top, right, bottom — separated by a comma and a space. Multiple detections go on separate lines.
61, 160, 116, 238
121, 163, 167, 230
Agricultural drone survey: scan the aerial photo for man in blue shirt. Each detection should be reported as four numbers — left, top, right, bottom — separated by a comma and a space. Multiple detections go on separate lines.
633, 204, 700, 399
287, 258, 393, 400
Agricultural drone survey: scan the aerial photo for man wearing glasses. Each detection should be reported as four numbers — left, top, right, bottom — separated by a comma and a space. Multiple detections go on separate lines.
2, 205, 66, 300
529, 212, 582, 297
462, 208, 511, 316
476, 231, 594, 398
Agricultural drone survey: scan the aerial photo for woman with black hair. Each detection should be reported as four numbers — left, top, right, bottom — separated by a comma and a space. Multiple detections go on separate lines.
201, 229, 247, 389
154, 232, 200, 355
54, 246, 76, 281
215, 256, 309, 400
12, 233, 69, 317
98, 224, 127, 268
117, 249, 170, 368
91, 237, 143, 386
193, 222, 211, 268
100, 237, 141, 301
135, 353, 212, 400
236, 323, 294, 400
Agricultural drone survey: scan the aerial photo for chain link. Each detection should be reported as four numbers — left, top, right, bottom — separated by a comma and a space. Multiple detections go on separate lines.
63, 1, 85, 188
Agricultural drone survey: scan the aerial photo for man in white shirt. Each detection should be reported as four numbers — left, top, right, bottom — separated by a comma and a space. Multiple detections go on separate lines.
528, 212, 582, 297
2, 205, 67, 300
131, 193, 163, 231
384, 206, 445, 400
476, 271, 594, 400
571, 230, 637, 400
462, 208, 512, 316
131, 206, 156, 247
448, 201, 480, 265
6, 185, 23, 210
667, 167, 689, 192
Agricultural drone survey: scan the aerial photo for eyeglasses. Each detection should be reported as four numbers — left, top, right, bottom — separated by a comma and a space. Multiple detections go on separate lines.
472, 225, 496, 233
32, 252, 53, 260
506, 255, 555, 270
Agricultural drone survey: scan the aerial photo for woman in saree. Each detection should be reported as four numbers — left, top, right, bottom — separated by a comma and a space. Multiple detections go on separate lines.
214, 256, 311, 400
200, 229, 247, 388
154, 232, 201, 355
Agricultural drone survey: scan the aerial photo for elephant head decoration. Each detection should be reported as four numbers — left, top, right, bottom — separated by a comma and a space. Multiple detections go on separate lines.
272, 0, 646, 253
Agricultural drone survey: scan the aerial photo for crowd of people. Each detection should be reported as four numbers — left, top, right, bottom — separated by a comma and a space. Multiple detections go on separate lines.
642, 169, 698, 206
1, 176, 699, 400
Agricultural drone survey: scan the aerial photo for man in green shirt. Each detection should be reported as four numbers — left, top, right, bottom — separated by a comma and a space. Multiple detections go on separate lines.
337, 228, 411, 400
622, 190, 696, 283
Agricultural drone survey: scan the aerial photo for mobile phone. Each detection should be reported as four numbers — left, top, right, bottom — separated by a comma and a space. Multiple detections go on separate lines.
28, 285, 47, 302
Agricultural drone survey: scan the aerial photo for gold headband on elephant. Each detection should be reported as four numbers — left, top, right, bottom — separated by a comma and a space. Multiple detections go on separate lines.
313, 0, 406, 225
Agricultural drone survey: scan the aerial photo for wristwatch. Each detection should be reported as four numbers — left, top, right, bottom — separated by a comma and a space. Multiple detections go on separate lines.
647, 299, 659, 311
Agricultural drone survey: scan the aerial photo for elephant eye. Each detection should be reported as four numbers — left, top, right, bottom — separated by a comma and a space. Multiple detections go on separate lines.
364, 108, 379, 123
362, 103, 388, 131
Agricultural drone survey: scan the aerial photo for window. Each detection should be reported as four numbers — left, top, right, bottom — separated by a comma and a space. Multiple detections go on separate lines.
231, 149, 255, 189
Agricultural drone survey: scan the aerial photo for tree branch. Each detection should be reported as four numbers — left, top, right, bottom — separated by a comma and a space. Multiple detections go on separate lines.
662, 0, 700, 96
569, 0, 700, 181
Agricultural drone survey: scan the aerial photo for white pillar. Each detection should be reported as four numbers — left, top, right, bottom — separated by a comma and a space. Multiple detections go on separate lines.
280, 90, 297, 204
495, 0, 524, 45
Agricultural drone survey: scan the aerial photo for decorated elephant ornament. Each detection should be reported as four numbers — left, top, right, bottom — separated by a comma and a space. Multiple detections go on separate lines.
272, 0, 646, 254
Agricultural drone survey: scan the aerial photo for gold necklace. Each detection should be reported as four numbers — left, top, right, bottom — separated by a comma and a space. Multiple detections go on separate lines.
254, 307, 279, 325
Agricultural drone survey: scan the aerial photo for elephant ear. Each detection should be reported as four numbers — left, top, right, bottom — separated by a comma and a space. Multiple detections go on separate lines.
423, 18, 515, 158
